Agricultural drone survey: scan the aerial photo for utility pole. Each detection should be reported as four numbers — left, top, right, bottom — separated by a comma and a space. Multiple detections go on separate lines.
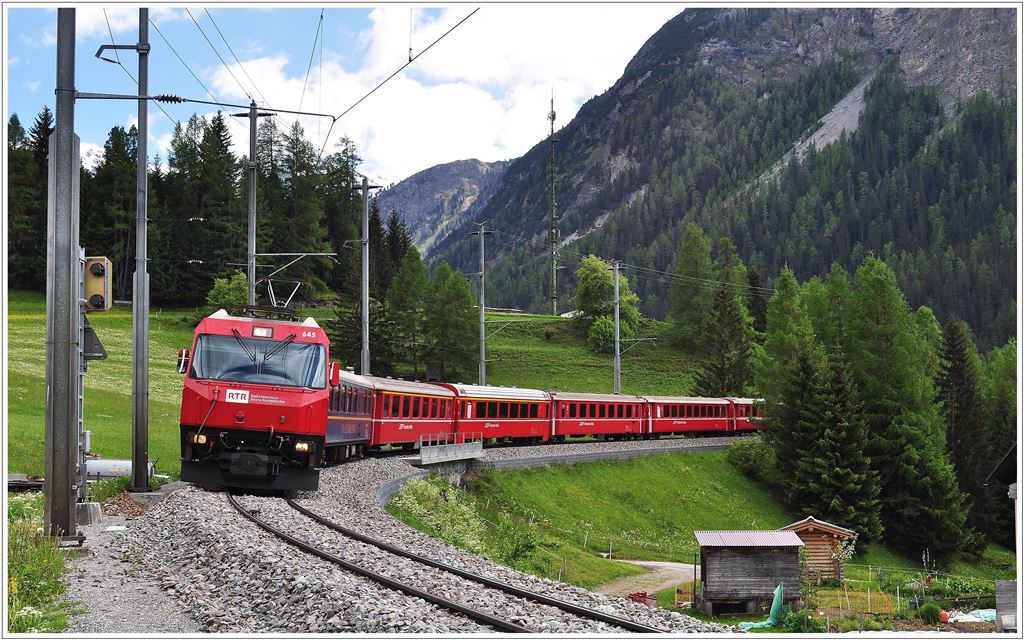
548, 95, 558, 316
469, 222, 493, 385
231, 101, 275, 306
130, 8, 150, 492
613, 260, 621, 395
358, 176, 381, 375
45, 7, 80, 539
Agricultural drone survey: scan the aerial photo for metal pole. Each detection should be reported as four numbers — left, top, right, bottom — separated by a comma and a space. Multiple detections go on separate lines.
548, 96, 558, 316
131, 8, 151, 492
247, 100, 257, 306
45, 7, 79, 539
361, 176, 371, 375
470, 222, 492, 385
613, 260, 621, 394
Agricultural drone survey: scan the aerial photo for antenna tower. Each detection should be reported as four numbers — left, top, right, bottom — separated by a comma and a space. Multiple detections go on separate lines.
548, 93, 558, 316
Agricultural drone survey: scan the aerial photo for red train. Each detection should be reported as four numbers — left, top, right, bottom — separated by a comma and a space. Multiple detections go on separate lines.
177, 311, 762, 490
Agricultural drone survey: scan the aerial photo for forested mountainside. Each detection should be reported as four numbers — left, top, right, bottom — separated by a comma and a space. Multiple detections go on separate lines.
426, 7, 1016, 348
375, 159, 511, 254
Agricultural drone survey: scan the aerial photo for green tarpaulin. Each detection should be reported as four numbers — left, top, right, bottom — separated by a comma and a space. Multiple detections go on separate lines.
738, 582, 785, 631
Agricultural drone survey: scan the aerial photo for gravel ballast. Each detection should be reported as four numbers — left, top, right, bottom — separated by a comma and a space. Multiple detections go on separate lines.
109, 439, 737, 633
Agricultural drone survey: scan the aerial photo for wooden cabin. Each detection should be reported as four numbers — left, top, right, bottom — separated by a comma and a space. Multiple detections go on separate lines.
694, 530, 803, 616
779, 516, 856, 580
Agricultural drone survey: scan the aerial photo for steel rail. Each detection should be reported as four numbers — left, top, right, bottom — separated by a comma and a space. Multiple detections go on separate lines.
225, 493, 529, 633
285, 498, 666, 633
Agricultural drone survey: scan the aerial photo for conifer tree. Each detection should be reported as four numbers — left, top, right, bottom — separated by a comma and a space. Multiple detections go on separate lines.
424, 263, 476, 379
669, 223, 714, 351
846, 256, 966, 558
385, 209, 413, 276
386, 247, 429, 376
694, 281, 753, 396
28, 105, 54, 172
980, 339, 1017, 545
368, 199, 389, 300
755, 267, 813, 400
936, 319, 990, 540
798, 349, 883, 540
762, 347, 823, 507
745, 265, 769, 334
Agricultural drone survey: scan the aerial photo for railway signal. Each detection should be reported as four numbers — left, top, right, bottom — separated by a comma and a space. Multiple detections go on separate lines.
84, 256, 111, 311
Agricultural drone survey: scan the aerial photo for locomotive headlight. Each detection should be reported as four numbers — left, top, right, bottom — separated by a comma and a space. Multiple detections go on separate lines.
187, 433, 208, 445
294, 441, 312, 453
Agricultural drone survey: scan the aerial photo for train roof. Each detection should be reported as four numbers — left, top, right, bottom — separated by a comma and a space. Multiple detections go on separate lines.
641, 396, 731, 404
438, 383, 549, 401
205, 309, 320, 328
725, 397, 762, 404
548, 391, 643, 402
360, 376, 456, 397
335, 370, 374, 390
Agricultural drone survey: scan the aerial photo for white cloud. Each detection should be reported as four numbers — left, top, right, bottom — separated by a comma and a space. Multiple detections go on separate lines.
25, 80, 41, 92
80, 142, 104, 172
168, 5, 682, 182
75, 7, 186, 40
10, 56, 21, 66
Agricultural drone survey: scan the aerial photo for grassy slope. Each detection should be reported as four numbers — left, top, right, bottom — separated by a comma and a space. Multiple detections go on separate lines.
7, 290, 195, 476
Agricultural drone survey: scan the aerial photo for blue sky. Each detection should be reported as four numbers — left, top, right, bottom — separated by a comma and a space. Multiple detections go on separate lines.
6, 5, 684, 183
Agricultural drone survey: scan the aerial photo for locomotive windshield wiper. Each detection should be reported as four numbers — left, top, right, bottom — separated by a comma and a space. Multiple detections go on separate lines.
231, 328, 257, 363
263, 333, 296, 362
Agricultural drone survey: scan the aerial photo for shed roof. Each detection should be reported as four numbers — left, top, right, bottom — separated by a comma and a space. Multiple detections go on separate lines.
694, 530, 804, 548
780, 516, 856, 537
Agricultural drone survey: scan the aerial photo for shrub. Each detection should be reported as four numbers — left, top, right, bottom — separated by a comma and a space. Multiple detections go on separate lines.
586, 315, 633, 354
204, 271, 248, 316
725, 438, 777, 484
778, 610, 827, 633
919, 602, 941, 625
388, 476, 487, 554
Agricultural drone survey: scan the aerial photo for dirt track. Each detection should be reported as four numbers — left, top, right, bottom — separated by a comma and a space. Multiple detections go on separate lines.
596, 560, 701, 598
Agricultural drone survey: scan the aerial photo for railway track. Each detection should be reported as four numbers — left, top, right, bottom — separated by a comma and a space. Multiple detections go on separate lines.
227, 492, 665, 634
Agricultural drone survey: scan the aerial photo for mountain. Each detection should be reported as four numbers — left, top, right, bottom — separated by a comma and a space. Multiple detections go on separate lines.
415, 7, 1014, 347
375, 158, 511, 254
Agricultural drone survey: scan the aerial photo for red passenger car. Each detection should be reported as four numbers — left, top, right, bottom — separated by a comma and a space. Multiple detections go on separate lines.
550, 392, 645, 440
438, 384, 551, 444
177, 310, 340, 490
727, 397, 763, 432
363, 377, 456, 449
643, 396, 732, 435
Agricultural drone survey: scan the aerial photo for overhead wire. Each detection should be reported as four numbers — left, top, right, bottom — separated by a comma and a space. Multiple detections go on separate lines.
315, 7, 481, 164
295, 9, 325, 123
102, 9, 180, 129
185, 8, 252, 101
148, 17, 249, 136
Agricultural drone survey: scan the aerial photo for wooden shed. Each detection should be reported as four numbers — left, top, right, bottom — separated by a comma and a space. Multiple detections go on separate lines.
779, 516, 856, 580
694, 530, 803, 616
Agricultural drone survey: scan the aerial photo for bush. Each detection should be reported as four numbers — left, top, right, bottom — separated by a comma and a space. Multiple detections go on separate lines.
388, 476, 487, 554
778, 610, 827, 633
725, 438, 777, 484
586, 315, 633, 354
204, 271, 248, 316
919, 602, 941, 625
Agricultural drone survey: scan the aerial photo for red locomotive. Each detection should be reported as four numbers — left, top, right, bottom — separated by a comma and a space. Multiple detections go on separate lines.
178, 311, 763, 490
177, 310, 341, 490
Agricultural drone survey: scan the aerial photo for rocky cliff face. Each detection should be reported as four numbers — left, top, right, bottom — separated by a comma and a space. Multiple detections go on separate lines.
690, 8, 1015, 114
375, 159, 511, 254
413, 7, 1013, 318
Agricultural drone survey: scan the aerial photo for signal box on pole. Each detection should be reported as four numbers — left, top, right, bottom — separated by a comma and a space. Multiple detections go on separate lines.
84, 256, 111, 311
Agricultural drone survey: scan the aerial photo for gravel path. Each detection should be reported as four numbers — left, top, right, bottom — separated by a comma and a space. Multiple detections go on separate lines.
64, 514, 202, 634
596, 560, 701, 598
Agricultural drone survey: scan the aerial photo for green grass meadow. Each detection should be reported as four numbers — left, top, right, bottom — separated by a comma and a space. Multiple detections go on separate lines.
7, 290, 195, 477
